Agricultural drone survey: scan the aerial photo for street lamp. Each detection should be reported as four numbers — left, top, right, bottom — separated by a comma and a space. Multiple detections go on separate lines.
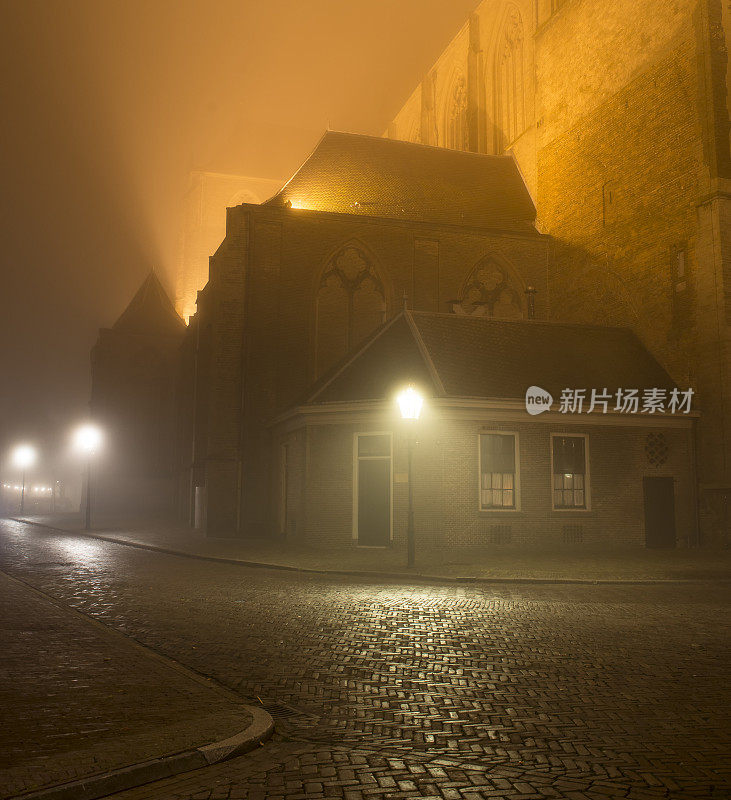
73, 423, 103, 530
396, 386, 423, 568
12, 444, 37, 515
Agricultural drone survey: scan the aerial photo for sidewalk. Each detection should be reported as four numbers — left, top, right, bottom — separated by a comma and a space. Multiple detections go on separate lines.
17, 513, 731, 583
0, 569, 260, 800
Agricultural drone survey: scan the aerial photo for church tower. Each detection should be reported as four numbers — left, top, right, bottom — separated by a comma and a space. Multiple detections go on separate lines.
387, 0, 731, 543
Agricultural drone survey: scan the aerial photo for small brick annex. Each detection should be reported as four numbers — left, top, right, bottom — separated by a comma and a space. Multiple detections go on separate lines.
269, 312, 697, 550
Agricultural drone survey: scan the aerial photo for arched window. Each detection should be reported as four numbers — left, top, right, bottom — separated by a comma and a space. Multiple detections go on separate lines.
228, 189, 259, 206
315, 244, 386, 376
494, 6, 525, 152
446, 72, 469, 151
455, 257, 524, 319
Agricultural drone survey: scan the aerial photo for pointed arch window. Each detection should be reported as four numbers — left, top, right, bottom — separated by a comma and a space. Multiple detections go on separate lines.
494, 6, 525, 152
315, 244, 386, 376
455, 257, 524, 319
446, 72, 469, 151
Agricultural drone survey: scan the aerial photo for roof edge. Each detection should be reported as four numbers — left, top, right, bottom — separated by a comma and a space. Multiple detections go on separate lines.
404, 310, 447, 396
304, 312, 406, 403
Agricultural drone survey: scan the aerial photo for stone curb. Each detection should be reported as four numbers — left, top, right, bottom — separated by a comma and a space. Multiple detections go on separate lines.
13, 518, 731, 585
9, 707, 274, 800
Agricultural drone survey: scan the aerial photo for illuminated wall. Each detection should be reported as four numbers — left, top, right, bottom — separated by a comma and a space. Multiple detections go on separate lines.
387, 0, 731, 541
176, 170, 283, 321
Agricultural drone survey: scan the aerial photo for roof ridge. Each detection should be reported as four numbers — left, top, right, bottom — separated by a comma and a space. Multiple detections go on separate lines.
267, 130, 330, 204
323, 129, 516, 160
304, 311, 406, 403
404, 311, 446, 396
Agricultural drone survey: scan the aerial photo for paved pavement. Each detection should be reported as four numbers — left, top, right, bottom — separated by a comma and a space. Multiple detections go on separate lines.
18, 514, 731, 582
1, 518, 730, 799
0, 557, 252, 797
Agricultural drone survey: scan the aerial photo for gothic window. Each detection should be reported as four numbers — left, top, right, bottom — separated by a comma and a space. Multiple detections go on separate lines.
315, 244, 386, 376
228, 189, 259, 206
494, 6, 525, 152
446, 72, 469, 151
455, 258, 524, 319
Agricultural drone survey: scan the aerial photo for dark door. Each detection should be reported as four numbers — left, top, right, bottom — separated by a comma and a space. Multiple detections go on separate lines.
643, 477, 676, 548
356, 435, 391, 546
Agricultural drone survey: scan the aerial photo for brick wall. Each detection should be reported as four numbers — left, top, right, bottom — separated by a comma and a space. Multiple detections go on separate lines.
196, 206, 550, 535
385, 0, 731, 544
275, 412, 695, 550
200, 206, 248, 536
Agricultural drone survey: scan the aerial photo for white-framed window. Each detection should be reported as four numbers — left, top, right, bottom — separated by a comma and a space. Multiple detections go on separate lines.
551, 434, 590, 510
479, 432, 520, 510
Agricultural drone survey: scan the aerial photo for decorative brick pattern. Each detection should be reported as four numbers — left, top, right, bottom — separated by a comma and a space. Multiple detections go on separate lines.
2, 521, 728, 799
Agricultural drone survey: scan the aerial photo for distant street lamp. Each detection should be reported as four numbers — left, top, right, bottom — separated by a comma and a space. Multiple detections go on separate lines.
12, 444, 37, 515
73, 424, 103, 530
396, 387, 424, 568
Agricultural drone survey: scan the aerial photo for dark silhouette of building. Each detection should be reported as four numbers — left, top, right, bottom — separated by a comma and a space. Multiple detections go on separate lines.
90, 271, 185, 513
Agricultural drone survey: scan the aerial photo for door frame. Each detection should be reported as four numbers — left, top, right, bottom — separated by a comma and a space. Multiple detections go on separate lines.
352, 431, 393, 545
643, 475, 677, 548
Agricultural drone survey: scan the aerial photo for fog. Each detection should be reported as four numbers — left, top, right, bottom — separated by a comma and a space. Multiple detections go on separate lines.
0, 0, 477, 488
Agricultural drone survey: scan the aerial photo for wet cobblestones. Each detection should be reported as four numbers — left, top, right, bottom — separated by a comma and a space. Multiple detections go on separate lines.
1, 519, 729, 799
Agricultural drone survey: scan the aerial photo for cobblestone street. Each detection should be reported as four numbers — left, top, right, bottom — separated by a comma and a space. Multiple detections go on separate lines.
1, 518, 729, 799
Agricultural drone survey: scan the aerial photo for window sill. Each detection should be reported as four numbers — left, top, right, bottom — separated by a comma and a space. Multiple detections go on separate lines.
478, 509, 527, 517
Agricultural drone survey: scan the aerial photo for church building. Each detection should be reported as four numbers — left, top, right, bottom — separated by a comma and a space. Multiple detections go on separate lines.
91, 0, 731, 546
385, 0, 731, 542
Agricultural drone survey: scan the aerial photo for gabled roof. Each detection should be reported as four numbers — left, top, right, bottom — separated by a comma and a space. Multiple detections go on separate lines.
112, 271, 186, 338
266, 131, 538, 232
306, 311, 676, 405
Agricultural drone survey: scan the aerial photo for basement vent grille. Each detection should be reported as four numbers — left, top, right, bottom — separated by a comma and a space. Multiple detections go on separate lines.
562, 524, 584, 544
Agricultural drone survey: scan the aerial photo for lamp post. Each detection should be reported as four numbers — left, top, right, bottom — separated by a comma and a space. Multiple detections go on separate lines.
73, 424, 103, 530
396, 387, 424, 568
12, 444, 37, 515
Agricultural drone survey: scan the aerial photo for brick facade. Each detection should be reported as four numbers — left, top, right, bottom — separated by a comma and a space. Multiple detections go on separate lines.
387, 0, 731, 543
179, 203, 551, 536
272, 408, 696, 550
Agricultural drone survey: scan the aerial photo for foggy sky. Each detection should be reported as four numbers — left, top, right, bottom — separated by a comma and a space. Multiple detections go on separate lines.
0, 0, 477, 484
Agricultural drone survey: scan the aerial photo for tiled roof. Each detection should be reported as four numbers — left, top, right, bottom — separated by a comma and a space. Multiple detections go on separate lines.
410, 313, 676, 398
113, 271, 185, 338
308, 311, 676, 404
266, 131, 538, 232
304, 315, 441, 405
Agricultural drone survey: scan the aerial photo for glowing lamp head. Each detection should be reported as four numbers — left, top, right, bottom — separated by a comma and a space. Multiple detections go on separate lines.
12, 444, 36, 470
396, 386, 424, 421
73, 424, 103, 456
